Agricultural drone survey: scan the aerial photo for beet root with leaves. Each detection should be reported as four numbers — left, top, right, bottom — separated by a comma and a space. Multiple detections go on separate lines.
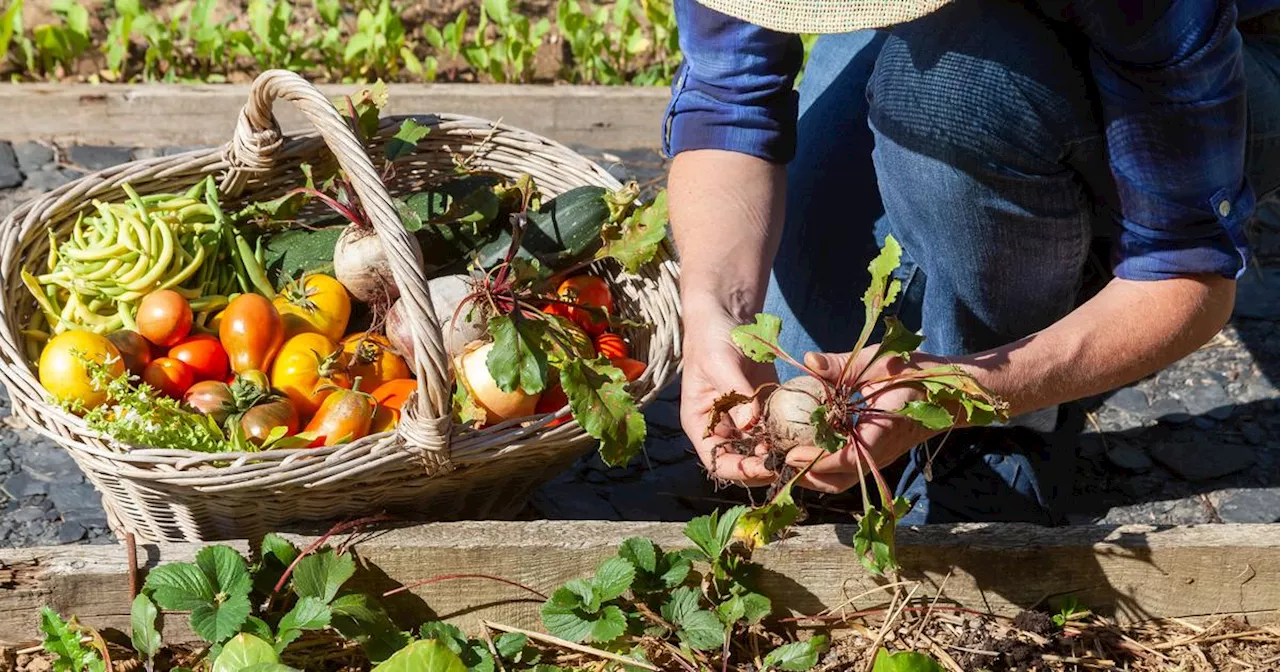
710, 235, 1009, 576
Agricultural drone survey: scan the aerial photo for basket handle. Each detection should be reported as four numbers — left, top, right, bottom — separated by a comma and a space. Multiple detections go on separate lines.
225, 70, 453, 457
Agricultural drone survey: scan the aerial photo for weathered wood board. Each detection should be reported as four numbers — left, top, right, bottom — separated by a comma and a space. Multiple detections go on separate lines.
0, 83, 670, 150
1, 522, 1277, 645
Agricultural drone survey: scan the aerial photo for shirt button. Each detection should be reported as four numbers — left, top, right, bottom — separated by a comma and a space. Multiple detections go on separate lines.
1218, 200, 1232, 217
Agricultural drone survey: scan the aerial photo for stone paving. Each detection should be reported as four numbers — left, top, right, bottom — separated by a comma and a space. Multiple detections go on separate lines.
1, 139, 1279, 548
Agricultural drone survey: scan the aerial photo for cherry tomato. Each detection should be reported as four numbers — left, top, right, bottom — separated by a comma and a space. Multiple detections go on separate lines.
534, 383, 570, 427
372, 379, 416, 413
339, 333, 411, 392
169, 334, 230, 383
183, 381, 236, 426
220, 293, 285, 374
556, 276, 613, 336
594, 332, 628, 360
304, 388, 376, 447
106, 330, 153, 377
143, 357, 196, 399
240, 398, 300, 447
136, 290, 193, 347
612, 357, 646, 382
39, 331, 124, 409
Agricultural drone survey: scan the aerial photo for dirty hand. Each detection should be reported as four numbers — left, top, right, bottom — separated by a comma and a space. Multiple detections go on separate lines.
679, 313, 778, 487
785, 347, 944, 494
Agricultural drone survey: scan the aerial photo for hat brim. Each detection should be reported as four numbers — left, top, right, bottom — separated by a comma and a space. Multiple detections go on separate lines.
696, 0, 953, 34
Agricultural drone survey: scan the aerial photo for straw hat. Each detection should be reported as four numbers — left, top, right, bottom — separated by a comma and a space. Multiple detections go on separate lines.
696, 0, 954, 34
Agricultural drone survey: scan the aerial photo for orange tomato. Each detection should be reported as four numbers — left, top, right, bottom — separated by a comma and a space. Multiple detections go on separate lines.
370, 405, 399, 434
271, 333, 351, 419
534, 383, 570, 427
339, 333, 411, 391
594, 332, 628, 360
555, 276, 613, 336
143, 357, 196, 399
220, 293, 285, 374
304, 387, 376, 447
612, 357, 646, 382
372, 379, 416, 413
137, 290, 193, 347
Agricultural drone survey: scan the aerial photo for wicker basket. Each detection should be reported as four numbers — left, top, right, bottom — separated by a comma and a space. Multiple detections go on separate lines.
0, 71, 683, 542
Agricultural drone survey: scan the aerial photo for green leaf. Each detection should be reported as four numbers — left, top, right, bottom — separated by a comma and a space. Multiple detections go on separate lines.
853, 498, 913, 577
385, 119, 432, 162
486, 315, 548, 395
852, 235, 904, 358
810, 405, 847, 453
315, 0, 340, 26
734, 481, 799, 551
242, 616, 275, 643
560, 358, 646, 467
260, 534, 300, 567
895, 400, 954, 431
145, 561, 215, 612
591, 556, 636, 603
596, 190, 667, 273
676, 610, 724, 651
130, 594, 163, 663
330, 593, 410, 664
617, 537, 656, 573
660, 586, 701, 625
871, 648, 945, 672
541, 597, 595, 643
763, 635, 829, 671
560, 579, 599, 612
731, 313, 783, 364
214, 634, 279, 672
40, 607, 105, 672
275, 597, 332, 652
241, 665, 301, 672
192, 593, 252, 644
372, 640, 467, 672
589, 605, 628, 643
717, 592, 772, 626
198, 546, 253, 604
419, 621, 468, 654
291, 549, 356, 604
494, 632, 527, 660
683, 506, 747, 561
657, 552, 692, 589
875, 317, 924, 362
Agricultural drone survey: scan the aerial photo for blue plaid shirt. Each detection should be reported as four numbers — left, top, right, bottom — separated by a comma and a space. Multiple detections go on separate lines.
665, 0, 1280, 281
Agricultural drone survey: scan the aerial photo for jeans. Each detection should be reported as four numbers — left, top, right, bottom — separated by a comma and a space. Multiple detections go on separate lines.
762, 2, 1280, 525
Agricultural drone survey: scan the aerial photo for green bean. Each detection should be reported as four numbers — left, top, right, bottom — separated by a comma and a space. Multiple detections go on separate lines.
190, 295, 228, 312
177, 203, 213, 221
234, 234, 275, 299
152, 198, 199, 213
22, 270, 64, 332
60, 240, 129, 262
71, 214, 88, 250
123, 184, 149, 218
115, 249, 152, 286
116, 302, 138, 332
159, 242, 207, 291
124, 220, 175, 292
183, 181, 206, 200
81, 258, 125, 283
46, 231, 58, 274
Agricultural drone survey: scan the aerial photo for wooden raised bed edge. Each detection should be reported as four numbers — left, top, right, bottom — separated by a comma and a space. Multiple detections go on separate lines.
0, 83, 671, 150
0, 521, 1277, 646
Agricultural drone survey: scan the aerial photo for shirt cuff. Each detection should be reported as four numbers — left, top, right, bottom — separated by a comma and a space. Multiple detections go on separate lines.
1112, 185, 1254, 281
663, 73, 799, 163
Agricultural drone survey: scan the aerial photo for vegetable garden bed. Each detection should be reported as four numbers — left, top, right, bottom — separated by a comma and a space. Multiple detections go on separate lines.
0, 521, 1277, 670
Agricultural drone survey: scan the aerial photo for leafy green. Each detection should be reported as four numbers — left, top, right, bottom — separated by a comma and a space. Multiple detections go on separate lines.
854, 497, 913, 576
330, 593, 410, 664
684, 506, 747, 562
541, 556, 636, 644
810, 405, 848, 453
559, 357, 646, 467
850, 235, 904, 365
130, 594, 162, 664
731, 313, 783, 364
372, 640, 467, 672
486, 315, 548, 395
763, 635, 829, 671
145, 545, 252, 644
40, 608, 105, 672
659, 586, 701, 625
385, 119, 431, 162
419, 622, 495, 672
596, 189, 667, 273
675, 609, 724, 651
871, 648, 945, 672
80, 360, 232, 453
716, 592, 772, 626
735, 480, 799, 552
214, 634, 279, 672
874, 317, 925, 362
895, 401, 954, 431
275, 596, 332, 652
291, 548, 356, 604
620, 538, 692, 594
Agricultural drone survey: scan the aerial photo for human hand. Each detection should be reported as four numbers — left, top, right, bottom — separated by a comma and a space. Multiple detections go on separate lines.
679, 312, 779, 487
784, 347, 945, 494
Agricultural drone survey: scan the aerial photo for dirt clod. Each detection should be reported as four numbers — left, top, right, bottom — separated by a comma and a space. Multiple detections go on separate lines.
1013, 609, 1056, 636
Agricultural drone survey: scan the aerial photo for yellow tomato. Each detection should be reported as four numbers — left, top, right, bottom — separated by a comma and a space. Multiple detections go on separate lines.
339, 332, 411, 392
274, 274, 352, 342
39, 330, 125, 409
271, 333, 351, 419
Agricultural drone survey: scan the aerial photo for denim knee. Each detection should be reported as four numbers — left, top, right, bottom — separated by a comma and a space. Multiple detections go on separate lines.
867, 1, 1100, 180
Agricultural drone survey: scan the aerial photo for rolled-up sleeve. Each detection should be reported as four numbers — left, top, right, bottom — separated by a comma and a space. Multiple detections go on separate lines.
663, 0, 804, 163
1038, 0, 1253, 280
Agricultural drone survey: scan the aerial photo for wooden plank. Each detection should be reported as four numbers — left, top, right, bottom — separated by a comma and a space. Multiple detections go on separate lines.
0, 83, 671, 150
0, 522, 1277, 646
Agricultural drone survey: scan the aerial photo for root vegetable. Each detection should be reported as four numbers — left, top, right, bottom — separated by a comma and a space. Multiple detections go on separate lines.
764, 375, 826, 449
334, 225, 398, 304
386, 274, 487, 366
455, 341, 540, 422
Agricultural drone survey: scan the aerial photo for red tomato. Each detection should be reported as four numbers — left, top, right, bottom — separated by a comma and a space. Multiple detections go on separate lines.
169, 334, 230, 382
612, 357, 646, 382
594, 333, 628, 360
142, 357, 196, 399
239, 398, 300, 447
106, 330, 154, 377
556, 276, 613, 336
136, 290, 193, 347
535, 384, 570, 427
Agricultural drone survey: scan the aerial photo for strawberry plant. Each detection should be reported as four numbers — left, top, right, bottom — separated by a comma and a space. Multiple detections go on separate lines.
715, 236, 1008, 576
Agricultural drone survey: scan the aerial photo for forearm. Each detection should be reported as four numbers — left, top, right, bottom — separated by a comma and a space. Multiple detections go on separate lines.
963, 275, 1236, 419
669, 150, 787, 321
